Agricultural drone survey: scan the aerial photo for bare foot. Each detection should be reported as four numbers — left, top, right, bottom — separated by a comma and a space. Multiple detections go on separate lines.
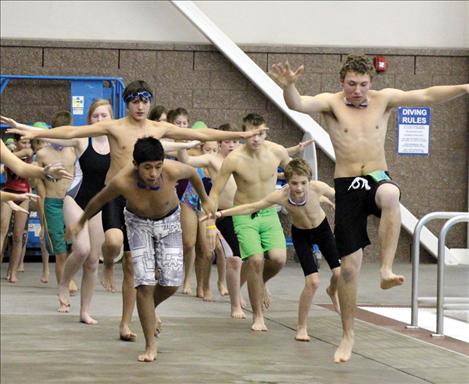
334, 335, 354, 363
17, 264, 24, 272
217, 281, 229, 296
203, 289, 214, 302
251, 317, 268, 332
196, 285, 204, 298
380, 273, 405, 290
40, 272, 49, 284
8, 275, 18, 283
101, 266, 117, 292
137, 345, 157, 362
263, 286, 272, 310
80, 313, 98, 325
57, 298, 70, 313
69, 280, 79, 296
295, 328, 311, 342
326, 286, 341, 314
58, 286, 70, 313
231, 307, 246, 319
120, 325, 137, 342
182, 284, 192, 295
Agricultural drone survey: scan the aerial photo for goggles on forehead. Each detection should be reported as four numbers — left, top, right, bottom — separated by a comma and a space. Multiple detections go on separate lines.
124, 91, 153, 103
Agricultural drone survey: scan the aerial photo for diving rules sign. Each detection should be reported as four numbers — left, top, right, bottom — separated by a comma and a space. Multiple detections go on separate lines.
397, 107, 431, 156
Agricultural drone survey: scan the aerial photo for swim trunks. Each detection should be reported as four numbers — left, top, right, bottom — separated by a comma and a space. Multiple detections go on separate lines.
232, 207, 286, 259
44, 197, 69, 254
124, 206, 183, 288
334, 171, 400, 257
291, 217, 341, 276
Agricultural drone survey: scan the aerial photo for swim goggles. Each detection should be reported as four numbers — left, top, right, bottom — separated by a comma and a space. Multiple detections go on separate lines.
124, 91, 153, 103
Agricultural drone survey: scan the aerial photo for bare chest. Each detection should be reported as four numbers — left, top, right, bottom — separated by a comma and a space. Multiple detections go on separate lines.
235, 153, 278, 185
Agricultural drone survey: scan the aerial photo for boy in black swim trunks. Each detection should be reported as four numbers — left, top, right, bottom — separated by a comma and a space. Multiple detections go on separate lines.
271, 54, 469, 363
206, 158, 340, 342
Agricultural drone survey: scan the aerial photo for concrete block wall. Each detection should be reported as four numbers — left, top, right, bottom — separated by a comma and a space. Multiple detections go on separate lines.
1, 40, 468, 263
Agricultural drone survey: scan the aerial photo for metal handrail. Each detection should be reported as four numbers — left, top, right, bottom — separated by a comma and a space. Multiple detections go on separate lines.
434, 213, 469, 336
409, 211, 466, 328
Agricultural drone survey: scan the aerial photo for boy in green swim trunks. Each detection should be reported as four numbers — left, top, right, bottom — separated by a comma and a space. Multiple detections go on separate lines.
36, 137, 78, 295
207, 113, 291, 332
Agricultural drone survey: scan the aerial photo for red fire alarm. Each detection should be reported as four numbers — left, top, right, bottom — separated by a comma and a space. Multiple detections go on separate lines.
373, 56, 388, 73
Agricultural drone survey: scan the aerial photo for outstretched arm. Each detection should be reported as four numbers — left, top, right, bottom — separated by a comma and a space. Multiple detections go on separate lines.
177, 149, 214, 168
384, 84, 469, 108
0, 141, 72, 180
156, 121, 268, 142
270, 61, 332, 114
3, 115, 110, 140
0, 117, 82, 148
162, 140, 201, 153
313, 180, 335, 200
219, 192, 280, 218
286, 138, 315, 156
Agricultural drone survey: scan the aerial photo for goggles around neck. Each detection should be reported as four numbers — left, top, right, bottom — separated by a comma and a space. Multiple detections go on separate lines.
124, 91, 153, 104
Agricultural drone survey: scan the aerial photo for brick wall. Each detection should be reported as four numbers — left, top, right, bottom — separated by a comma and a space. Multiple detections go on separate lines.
1, 40, 468, 263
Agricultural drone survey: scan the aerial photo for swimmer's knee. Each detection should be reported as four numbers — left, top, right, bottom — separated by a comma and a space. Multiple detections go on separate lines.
226, 256, 242, 269
340, 265, 358, 283
305, 273, 320, 290
83, 257, 98, 274
247, 256, 264, 273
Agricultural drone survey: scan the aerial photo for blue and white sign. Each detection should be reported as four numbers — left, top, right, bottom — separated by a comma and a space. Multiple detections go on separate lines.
397, 107, 431, 156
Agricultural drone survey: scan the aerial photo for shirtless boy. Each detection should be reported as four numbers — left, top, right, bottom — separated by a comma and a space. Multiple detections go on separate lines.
210, 158, 340, 341
4, 80, 267, 341
36, 140, 78, 291
69, 137, 215, 362
270, 55, 469, 362
206, 113, 291, 331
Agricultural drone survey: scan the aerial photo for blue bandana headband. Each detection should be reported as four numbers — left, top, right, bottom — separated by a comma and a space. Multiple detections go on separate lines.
124, 91, 153, 104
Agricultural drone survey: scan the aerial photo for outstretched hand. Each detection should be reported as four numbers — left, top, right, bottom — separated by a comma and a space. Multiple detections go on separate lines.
199, 211, 222, 223
186, 140, 201, 149
269, 61, 304, 88
242, 125, 269, 139
0, 115, 20, 129
6, 201, 29, 214
298, 138, 315, 151
66, 222, 84, 241
44, 163, 73, 181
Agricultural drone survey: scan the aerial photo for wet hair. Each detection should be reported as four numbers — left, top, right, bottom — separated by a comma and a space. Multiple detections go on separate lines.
87, 99, 113, 124
133, 137, 164, 165
284, 158, 312, 181
339, 55, 375, 82
167, 107, 189, 124
149, 105, 167, 121
241, 113, 265, 131
123, 80, 153, 105
51, 110, 72, 128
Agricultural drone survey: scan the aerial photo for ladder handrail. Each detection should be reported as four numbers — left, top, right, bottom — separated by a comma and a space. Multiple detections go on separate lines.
435, 213, 469, 336
410, 211, 467, 328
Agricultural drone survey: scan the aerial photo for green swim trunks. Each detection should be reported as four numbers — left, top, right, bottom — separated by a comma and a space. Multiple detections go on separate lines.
44, 197, 69, 255
232, 207, 286, 260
